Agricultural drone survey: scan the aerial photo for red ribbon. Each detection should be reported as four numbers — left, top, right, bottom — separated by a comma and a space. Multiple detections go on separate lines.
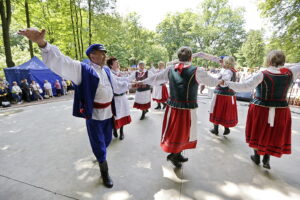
279, 67, 290, 74
174, 63, 185, 74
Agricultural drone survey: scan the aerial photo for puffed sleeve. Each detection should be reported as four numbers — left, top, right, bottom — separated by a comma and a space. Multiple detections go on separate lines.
226, 71, 263, 92
41, 43, 82, 85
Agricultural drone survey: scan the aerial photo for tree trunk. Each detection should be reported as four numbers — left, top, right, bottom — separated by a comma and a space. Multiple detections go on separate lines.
25, 0, 34, 58
69, 0, 78, 59
74, 0, 81, 60
0, 0, 15, 67
88, 0, 92, 45
78, 2, 84, 58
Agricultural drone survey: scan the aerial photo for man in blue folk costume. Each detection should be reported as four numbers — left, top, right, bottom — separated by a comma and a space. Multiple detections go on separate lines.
19, 28, 131, 188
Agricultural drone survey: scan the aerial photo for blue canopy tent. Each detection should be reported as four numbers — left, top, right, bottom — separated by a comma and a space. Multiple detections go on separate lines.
82, 58, 90, 65
4, 56, 62, 96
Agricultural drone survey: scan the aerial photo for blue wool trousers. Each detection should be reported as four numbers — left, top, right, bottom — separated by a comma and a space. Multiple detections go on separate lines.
86, 118, 113, 163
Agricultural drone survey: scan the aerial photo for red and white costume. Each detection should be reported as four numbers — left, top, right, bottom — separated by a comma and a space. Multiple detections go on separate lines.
152, 69, 169, 103
142, 62, 219, 153
227, 65, 300, 157
210, 68, 238, 127
127, 69, 154, 110
110, 69, 132, 129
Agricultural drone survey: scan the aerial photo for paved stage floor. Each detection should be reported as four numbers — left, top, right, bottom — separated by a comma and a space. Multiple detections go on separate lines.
1, 95, 300, 200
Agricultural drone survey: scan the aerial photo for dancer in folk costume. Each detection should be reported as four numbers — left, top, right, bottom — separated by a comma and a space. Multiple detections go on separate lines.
225, 50, 300, 169
139, 47, 221, 168
152, 61, 169, 110
19, 28, 131, 188
126, 61, 154, 120
107, 57, 131, 140
210, 56, 238, 136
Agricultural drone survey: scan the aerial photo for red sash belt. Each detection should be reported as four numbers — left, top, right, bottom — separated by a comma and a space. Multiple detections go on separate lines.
93, 101, 111, 109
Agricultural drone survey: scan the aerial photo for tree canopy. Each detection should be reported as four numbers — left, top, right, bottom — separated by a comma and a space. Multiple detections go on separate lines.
1, 0, 299, 78
259, 0, 300, 63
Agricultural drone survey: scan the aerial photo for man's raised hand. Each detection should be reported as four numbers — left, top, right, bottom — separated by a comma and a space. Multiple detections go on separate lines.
18, 28, 47, 48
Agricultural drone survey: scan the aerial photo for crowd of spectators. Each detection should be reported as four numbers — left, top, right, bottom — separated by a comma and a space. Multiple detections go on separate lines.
0, 77, 74, 108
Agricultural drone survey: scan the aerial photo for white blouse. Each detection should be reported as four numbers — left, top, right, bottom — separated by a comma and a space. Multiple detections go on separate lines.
141, 63, 220, 87
226, 65, 300, 92
218, 68, 233, 87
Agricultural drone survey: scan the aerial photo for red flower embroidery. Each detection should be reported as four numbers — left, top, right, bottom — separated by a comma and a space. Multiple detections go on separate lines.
279, 68, 290, 74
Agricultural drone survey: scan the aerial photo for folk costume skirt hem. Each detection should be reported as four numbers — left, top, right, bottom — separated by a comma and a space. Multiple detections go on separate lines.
153, 85, 169, 103
210, 94, 238, 127
133, 102, 151, 110
245, 104, 291, 158
114, 116, 131, 129
160, 106, 197, 153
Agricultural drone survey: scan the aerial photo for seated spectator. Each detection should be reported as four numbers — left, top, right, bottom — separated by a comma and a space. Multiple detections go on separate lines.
11, 81, 23, 104
61, 79, 67, 95
43, 80, 53, 98
55, 80, 62, 97
30, 80, 43, 101
0, 82, 9, 106
20, 79, 31, 102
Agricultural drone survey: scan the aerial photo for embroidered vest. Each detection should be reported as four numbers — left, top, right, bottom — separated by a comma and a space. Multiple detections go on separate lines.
252, 69, 293, 107
136, 71, 151, 92
167, 66, 199, 109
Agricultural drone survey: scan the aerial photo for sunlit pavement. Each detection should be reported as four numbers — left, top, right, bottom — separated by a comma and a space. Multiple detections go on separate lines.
0, 94, 300, 200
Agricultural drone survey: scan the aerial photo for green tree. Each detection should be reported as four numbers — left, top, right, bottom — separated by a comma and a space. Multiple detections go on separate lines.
157, 11, 197, 60
156, 0, 246, 65
241, 30, 265, 68
194, 0, 246, 57
0, 0, 15, 67
235, 48, 247, 68
259, 0, 300, 62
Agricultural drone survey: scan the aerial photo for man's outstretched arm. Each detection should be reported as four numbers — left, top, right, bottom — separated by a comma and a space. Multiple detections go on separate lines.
18, 28, 82, 85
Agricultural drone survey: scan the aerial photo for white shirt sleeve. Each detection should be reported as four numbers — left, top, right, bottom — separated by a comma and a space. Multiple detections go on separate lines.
110, 73, 130, 94
226, 71, 263, 92
222, 69, 233, 81
289, 63, 300, 81
196, 68, 220, 87
41, 43, 82, 85
142, 67, 170, 86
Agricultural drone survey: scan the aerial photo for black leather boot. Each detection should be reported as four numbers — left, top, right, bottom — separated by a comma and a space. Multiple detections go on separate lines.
155, 103, 161, 109
250, 150, 260, 165
176, 152, 188, 162
113, 128, 118, 138
262, 154, 271, 169
162, 103, 167, 109
210, 124, 219, 135
119, 126, 124, 140
223, 127, 230, 135
99, 161, 113, 188
167, 153, 182, 168
140, 110, 146, 120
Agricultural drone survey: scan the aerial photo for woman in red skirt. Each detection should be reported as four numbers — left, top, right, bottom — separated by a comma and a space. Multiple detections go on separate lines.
226, 50, 300, 169
210, 56, 238, 135
152, 61, 169, 109
140, 47, 221, 168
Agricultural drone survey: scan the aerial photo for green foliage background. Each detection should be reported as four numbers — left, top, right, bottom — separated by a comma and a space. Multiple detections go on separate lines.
1, 0, 299, 78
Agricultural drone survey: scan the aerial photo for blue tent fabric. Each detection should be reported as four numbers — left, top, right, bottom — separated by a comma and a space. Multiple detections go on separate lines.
82, 59, 91, 65
4, 56, 62, 96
